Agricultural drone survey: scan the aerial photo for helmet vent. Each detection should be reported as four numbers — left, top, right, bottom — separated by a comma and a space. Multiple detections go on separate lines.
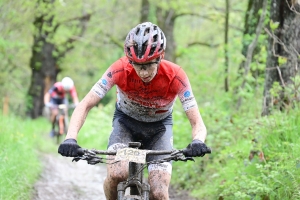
144, 28, 150, 35
153, 34, 158, 42
136, 28, 140, 35
139, 41, 148, 58
149, 45, 156, 56
127, 47, 132, 56
158, 43, 164, 52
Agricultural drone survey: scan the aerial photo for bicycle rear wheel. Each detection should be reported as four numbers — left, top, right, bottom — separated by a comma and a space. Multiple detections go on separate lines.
53, 114, 65, 144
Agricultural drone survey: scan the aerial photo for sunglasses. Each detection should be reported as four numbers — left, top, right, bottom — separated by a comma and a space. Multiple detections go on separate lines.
129, 60, 160, 71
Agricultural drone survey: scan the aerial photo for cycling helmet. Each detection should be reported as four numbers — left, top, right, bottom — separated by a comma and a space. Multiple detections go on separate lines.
124, 22, 166, 63
61, 77, 74, 91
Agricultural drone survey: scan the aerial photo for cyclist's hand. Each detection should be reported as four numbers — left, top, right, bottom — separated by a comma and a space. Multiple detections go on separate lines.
58, 139, 81, 157
183, 139, 210, 157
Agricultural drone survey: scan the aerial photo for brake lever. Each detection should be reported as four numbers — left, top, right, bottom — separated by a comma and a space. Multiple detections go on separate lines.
72, 154, 105, 165
182, 157, 195, 162
72, 156, 82, 162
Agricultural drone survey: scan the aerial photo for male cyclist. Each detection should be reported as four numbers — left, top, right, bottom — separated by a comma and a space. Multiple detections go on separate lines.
44, 77, 79, 136
58, 22, 209, 200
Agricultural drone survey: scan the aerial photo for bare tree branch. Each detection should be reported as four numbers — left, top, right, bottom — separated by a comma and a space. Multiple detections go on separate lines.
264, 27, 299, 71
174, 12, 214, 21
286, 0, 300, 15
236, 0, 267, 110
276, 66, 286, 87
187, 42, 219, 48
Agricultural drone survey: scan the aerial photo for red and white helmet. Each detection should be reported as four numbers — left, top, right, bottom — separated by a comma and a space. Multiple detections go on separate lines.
124, 22, 166, 63
61, 77, 74, 91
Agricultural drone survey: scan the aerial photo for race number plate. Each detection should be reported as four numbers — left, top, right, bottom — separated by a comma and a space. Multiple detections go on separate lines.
115, 148, 148, 164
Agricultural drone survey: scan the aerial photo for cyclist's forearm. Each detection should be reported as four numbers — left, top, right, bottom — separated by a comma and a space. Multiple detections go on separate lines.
65, 106, 89, 140
44, 93, 50, 104
185, 106, 207, 142
65, 91, 101, 140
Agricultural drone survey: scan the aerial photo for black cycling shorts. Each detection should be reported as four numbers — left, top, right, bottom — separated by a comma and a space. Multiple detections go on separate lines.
108, 107, 173, 163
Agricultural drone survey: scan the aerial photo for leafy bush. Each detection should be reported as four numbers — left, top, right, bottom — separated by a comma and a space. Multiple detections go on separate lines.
192, 107, 300, 200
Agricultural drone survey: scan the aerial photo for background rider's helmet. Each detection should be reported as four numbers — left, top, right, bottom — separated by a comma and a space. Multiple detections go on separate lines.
124, 22, 166, 63
61, 77, 74, 91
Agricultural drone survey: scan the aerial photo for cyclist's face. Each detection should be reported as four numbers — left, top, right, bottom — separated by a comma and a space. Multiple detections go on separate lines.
131, 59, 159, 83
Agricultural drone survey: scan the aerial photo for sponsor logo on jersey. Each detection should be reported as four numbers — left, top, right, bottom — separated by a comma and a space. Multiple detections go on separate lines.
102, 79, 107, 85
184, 91, 191, 97
107, 69, 124, 78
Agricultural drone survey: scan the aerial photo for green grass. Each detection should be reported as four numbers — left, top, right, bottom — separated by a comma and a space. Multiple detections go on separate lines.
0, 104, 113, 200
0, 115, 48, 199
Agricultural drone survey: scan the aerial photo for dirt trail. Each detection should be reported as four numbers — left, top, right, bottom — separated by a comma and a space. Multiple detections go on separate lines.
33, 153, 198, 200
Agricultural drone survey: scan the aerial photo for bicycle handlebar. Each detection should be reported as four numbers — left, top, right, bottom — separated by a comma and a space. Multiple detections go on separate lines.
77, 148, 176, 156
75, 146, 211, 165
77, 146, 211, 156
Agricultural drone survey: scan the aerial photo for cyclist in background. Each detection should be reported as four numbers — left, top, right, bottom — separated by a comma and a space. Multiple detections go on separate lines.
44, 77, 79, 136
58, 22, 209, 200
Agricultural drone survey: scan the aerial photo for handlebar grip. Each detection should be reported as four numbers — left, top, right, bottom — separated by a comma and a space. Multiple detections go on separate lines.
77, 148, 85, 156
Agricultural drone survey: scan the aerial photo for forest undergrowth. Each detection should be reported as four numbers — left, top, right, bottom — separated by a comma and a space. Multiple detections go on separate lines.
1, 100, 300, 200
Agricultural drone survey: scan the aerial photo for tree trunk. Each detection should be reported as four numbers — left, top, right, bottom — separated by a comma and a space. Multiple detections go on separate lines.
27, 1, 90, 118
28, 41, 58, 118
262, 0, 300, 115
140, 0, 150, 22
156, 8, 176, 62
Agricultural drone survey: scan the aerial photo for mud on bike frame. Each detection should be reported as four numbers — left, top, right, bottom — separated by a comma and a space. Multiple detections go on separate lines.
72, 142, 211, 200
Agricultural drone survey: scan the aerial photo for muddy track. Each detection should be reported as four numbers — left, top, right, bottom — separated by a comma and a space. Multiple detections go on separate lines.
33, 153, 198, 200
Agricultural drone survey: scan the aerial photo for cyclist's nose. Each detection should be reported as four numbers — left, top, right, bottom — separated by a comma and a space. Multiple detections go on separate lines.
138, 69, 149, 77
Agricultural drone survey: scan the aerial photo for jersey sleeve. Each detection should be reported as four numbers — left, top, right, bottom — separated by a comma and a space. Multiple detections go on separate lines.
48, 83, 58, 94
172, 68, 198, 111
69, 86, 78, 98
91, 60, 123, 99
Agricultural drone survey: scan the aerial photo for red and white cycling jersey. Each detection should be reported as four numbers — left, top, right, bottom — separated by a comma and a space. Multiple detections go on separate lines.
92, 56, 197, 122
49, 82, 78, 100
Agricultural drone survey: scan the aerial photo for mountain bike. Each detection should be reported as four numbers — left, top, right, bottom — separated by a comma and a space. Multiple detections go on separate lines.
72, 142, 211, 200
52, 104, 75, 144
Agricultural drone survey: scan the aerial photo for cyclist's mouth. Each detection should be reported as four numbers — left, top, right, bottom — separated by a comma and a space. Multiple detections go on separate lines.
141, 77, 151, 82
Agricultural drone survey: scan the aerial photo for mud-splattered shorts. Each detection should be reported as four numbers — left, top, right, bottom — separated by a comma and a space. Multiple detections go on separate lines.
107, 108, 174, 174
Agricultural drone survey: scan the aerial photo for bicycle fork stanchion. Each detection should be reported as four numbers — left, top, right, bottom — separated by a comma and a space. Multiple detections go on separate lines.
117, 182, 126, 199
141, 182, 150, 199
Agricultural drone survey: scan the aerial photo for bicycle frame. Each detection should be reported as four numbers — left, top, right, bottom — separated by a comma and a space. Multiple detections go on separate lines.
117, 142, 150, 200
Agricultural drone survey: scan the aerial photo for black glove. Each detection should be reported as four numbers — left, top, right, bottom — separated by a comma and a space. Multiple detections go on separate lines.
183, 139, 210, 157
58, 139, 81, 157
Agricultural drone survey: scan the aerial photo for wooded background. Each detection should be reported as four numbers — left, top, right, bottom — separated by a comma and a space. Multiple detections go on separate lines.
1, 0, 299, 118
2, 1, 300, 199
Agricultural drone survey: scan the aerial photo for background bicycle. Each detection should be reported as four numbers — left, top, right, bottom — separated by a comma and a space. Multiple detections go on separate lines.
72, 142, 211, 200
44, 103, 76, 144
